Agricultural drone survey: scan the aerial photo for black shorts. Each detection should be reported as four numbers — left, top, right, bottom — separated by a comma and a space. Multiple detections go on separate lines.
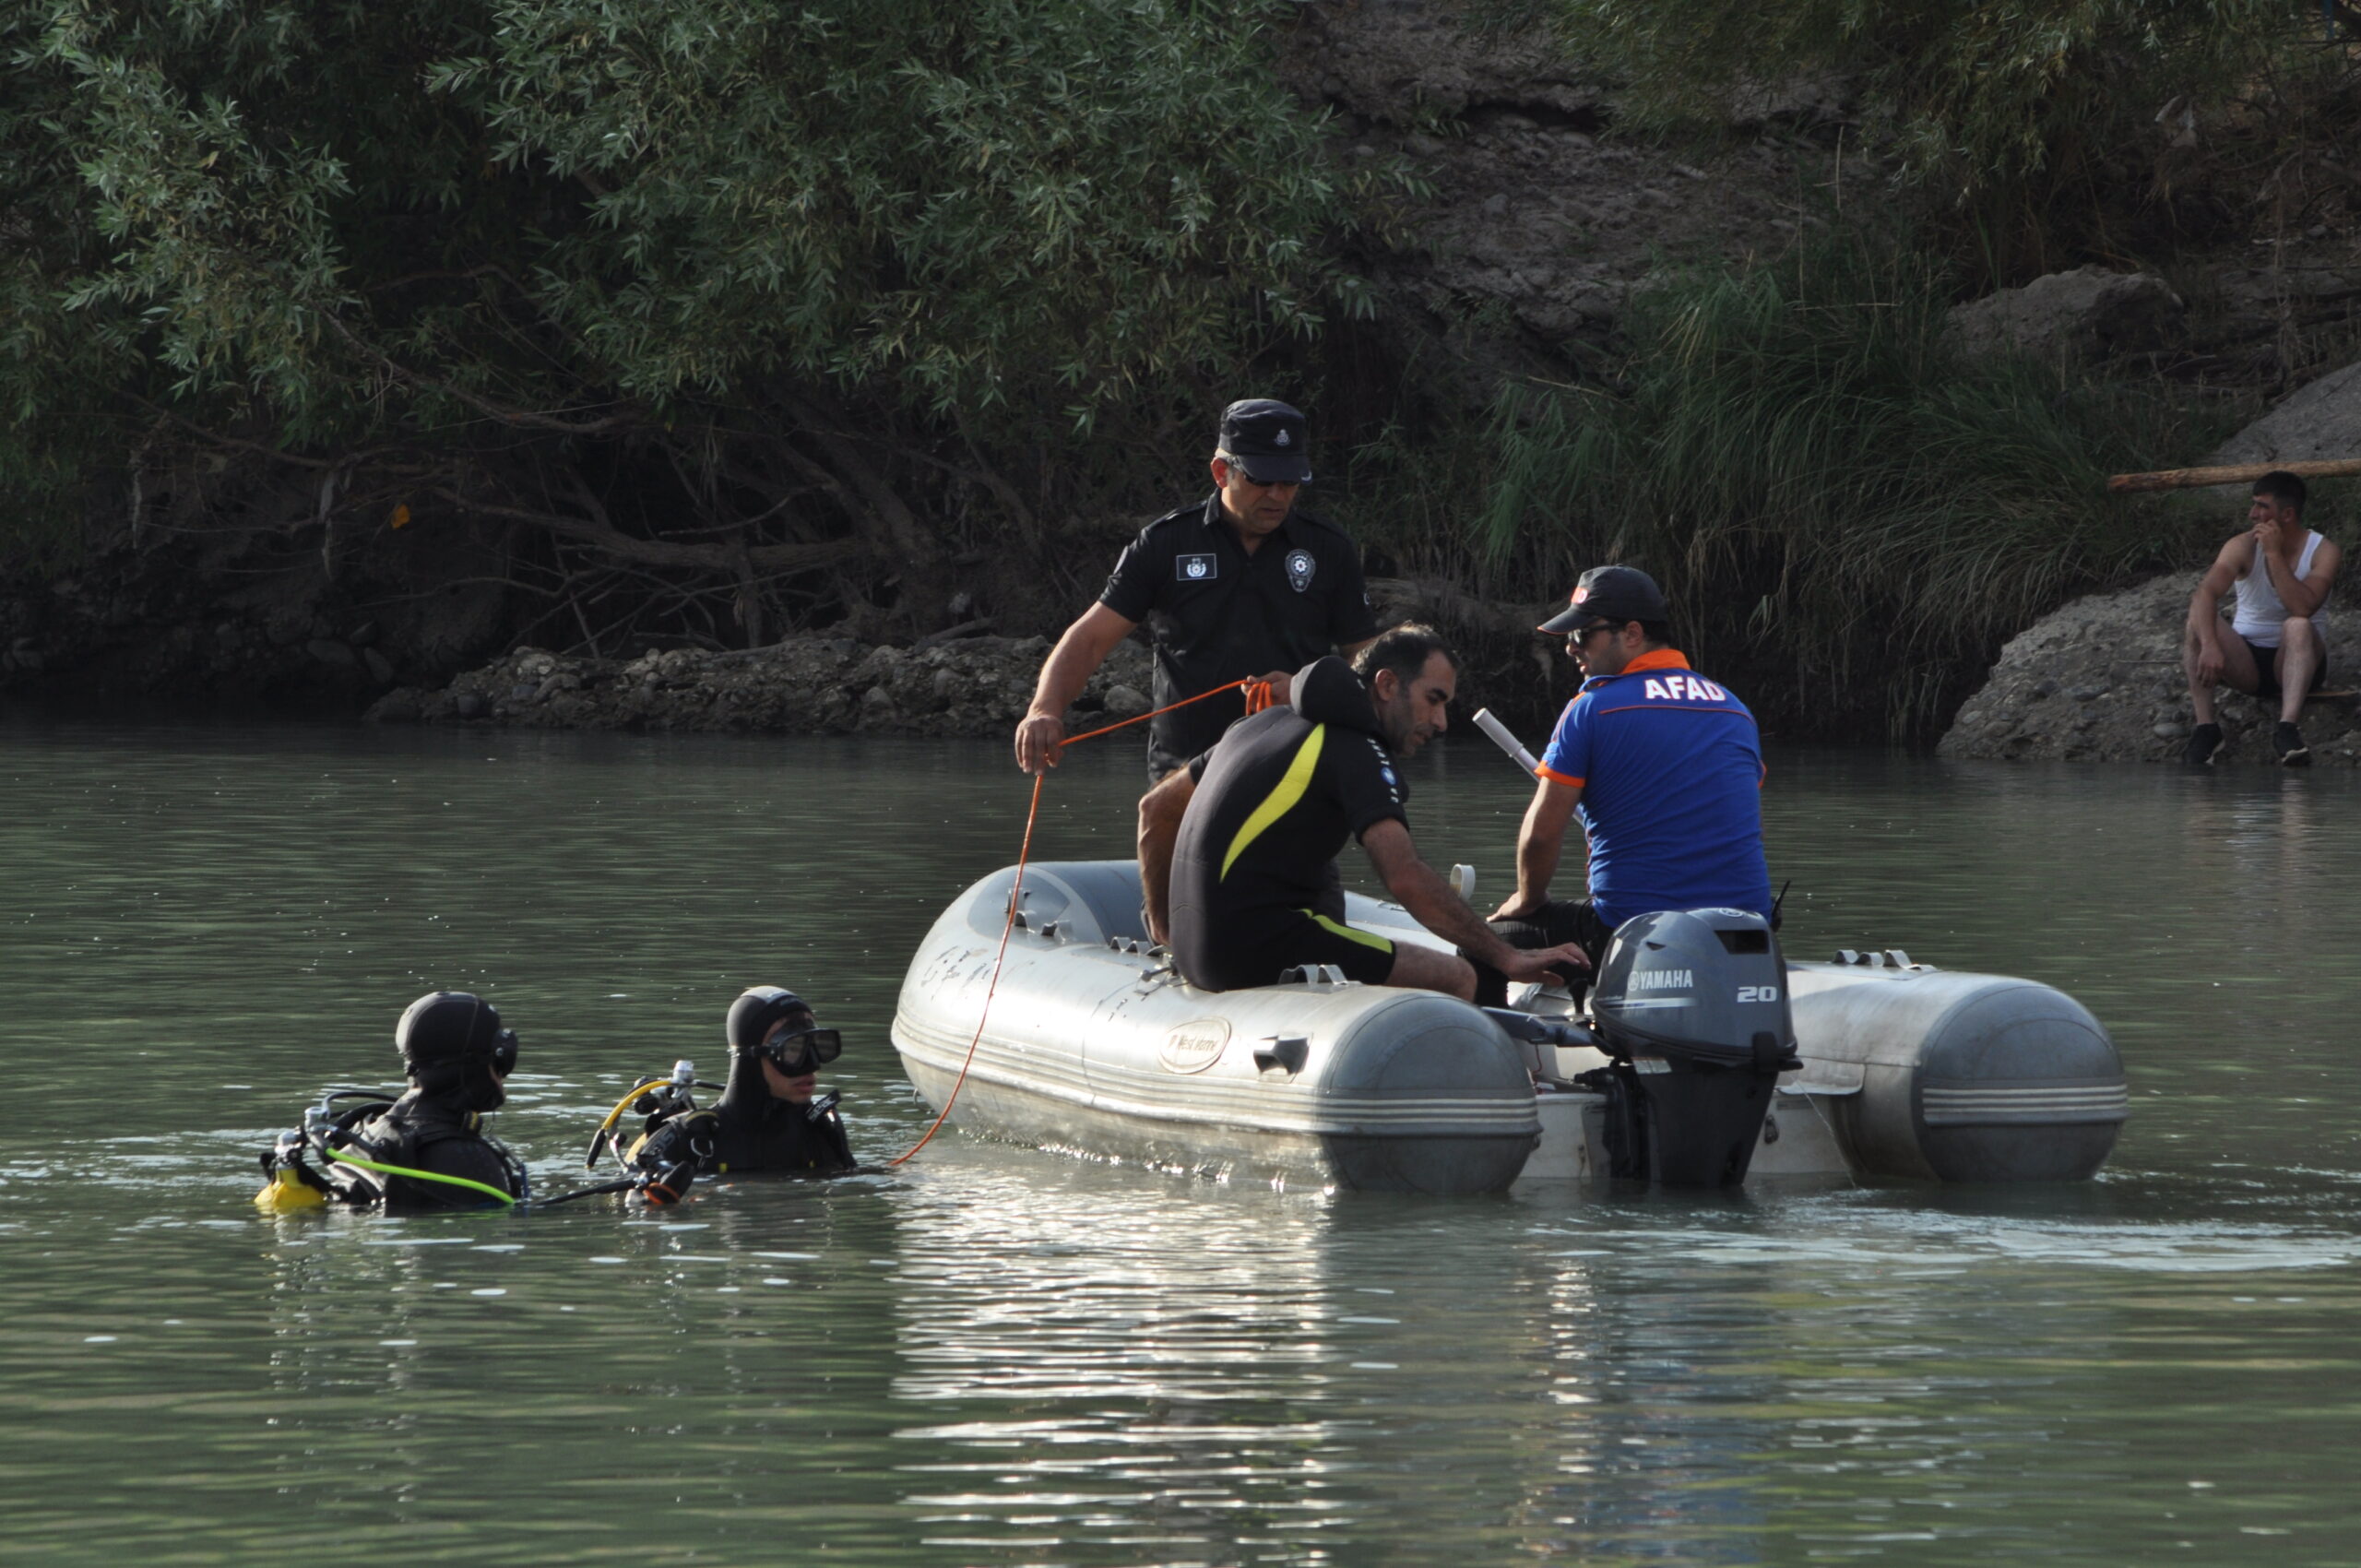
1176, 906, 1397, 992
1467, 898, 1619, 1008
2244, 637, 2328, 704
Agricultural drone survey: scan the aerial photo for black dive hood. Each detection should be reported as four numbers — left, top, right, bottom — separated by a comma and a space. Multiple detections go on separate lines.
1291, 655, 1382, 736
395, 991, 513, 1113
719, 986, 813, 1116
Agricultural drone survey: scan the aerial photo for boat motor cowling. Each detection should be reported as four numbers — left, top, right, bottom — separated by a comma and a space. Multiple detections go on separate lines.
1588, 909, 1797, 1186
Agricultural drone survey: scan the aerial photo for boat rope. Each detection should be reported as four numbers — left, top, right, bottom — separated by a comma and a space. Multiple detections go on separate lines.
886, 675, 1268, 1167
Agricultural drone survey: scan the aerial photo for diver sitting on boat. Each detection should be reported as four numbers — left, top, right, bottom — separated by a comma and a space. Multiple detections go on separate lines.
593, 987, 856, 1194
256, 991, 528, 1211
1139, 624, 1589, 1001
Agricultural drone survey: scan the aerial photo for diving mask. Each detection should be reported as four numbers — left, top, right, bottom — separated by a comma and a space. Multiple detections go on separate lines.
756, 1026, 842, 1076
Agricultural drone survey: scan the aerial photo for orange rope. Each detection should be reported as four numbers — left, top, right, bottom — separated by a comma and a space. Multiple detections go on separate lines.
885, 676, 1258, 1167
1060, 675, 1257, 746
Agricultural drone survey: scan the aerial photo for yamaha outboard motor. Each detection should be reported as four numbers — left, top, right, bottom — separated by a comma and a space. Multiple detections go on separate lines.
1587, 909, 1797, 1186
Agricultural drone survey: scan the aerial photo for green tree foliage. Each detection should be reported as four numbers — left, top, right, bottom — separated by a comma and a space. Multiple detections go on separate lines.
0, 0, 1402, 642
1536, 0, 2347, 274
1480, 229, 2218, 739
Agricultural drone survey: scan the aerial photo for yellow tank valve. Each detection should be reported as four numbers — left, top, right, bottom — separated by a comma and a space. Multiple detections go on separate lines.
255, 1168, 327, 1213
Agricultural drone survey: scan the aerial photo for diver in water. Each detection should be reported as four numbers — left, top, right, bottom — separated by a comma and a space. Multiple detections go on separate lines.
610, 987, 856, 1194
257, 991, 528, 1211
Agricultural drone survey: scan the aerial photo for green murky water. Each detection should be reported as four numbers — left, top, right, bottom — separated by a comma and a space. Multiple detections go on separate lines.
3, 719, 2356, 1565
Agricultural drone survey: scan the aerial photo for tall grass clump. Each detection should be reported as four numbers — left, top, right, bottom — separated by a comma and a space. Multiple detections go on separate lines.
1480, 229, 2221, 740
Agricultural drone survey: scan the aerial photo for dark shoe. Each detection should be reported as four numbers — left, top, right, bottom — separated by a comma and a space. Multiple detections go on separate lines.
2276, 721, 2310, 766
2182, 722, 2225, 766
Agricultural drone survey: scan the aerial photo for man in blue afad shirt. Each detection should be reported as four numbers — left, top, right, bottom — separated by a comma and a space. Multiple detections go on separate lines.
1484, 565, 1773, 981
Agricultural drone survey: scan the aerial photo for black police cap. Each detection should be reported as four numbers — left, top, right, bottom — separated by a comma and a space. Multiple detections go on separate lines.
1218, 398, 1312, 485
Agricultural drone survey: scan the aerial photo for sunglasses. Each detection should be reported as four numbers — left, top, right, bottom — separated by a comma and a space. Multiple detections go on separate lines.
757, 1027, 842, 1075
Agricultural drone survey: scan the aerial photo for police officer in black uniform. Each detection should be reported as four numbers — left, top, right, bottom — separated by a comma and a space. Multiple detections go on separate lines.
323, 991, 528, 1209
1136, 625, 1589, 1000
1015, 399, 1382, 781
625, 987, 855, 1187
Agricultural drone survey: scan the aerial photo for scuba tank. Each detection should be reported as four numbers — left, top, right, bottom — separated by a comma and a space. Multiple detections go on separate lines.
255, 1096, 345, 1213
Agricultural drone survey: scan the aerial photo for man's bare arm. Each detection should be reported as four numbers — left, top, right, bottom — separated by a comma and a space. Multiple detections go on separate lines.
2188, 539, 2244, 632
1016, 603, 1140, 773
1493, 777, 1583, 921
1137, 767, 1195, 947
2187, 539, 2248, 685
1361, 819, 1589, 980
2270, 534, 2342, 619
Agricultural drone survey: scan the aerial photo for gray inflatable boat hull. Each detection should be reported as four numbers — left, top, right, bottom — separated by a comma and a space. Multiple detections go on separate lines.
890, 862, 2127, 1194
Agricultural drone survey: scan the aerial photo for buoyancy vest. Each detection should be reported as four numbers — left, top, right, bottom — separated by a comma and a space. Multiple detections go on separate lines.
331, 1089, 526, 1208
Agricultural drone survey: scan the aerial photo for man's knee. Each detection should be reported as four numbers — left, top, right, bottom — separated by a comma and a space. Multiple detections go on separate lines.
2283, 618, 2319, 654
1384, 944, 1476, 1001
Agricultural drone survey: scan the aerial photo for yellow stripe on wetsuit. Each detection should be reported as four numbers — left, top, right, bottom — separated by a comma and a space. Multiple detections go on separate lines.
1221, 723, 1326, 880
1307, 909, 1392, 954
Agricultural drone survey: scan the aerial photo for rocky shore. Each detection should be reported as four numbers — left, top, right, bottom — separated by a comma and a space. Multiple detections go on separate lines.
366, 633, 1157, 738
1937, 574, 2361, 766
362, 572, 1563, 740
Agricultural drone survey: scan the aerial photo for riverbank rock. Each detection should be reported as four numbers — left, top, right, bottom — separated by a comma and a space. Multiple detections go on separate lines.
2203, 357, 2361, 465
368, 634, 1156, 739
1938, 575, 2361, 766
1947, 266, 2185, 362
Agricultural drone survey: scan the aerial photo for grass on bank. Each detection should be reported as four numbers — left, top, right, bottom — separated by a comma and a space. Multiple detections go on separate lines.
1475, 229, 2232, 741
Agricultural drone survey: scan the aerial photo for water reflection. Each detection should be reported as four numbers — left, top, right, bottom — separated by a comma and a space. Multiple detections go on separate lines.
885, 1149, 1809, 1562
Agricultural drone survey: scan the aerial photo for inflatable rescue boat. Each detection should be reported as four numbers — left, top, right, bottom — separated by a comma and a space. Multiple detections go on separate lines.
890, 861, 2128, 1194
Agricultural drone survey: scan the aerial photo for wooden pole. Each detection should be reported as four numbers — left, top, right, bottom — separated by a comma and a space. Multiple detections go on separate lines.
2107, 457, 2361, 494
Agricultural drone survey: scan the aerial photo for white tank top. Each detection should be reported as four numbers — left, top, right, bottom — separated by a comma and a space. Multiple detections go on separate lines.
2233, 529, 2328, 648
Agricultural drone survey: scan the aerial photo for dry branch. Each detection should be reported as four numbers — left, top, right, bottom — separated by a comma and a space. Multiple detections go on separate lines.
429, 487, 869, 575
2107, 458, 2361, 494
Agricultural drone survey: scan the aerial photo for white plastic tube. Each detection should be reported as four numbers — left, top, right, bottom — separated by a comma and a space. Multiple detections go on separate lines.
1472, 707, 1539, 778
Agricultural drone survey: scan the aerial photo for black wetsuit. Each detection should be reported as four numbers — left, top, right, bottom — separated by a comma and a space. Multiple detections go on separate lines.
635, 1051, 855, 1178
1168, 657, 1408, 992
1099, 497, 1379, 778
333, 1090, 525, 1209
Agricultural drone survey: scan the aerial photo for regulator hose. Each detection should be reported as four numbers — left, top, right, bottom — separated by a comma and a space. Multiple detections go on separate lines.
324, 1145, 519, 1206
586, 1078, 670, 1167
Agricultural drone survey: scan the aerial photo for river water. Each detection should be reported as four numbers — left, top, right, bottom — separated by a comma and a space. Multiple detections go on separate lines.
2, 719, 2356, 1565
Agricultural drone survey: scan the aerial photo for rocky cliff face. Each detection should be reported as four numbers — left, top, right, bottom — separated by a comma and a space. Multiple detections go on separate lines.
1279, 0, 1859, 377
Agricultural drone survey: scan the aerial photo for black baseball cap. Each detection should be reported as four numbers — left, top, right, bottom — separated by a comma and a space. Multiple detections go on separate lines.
1537, 565, 1668, 636
1218, 398, 1313, 484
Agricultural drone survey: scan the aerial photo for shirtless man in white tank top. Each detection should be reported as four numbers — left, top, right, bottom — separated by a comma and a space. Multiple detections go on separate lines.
2182, 471, 2341, 766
